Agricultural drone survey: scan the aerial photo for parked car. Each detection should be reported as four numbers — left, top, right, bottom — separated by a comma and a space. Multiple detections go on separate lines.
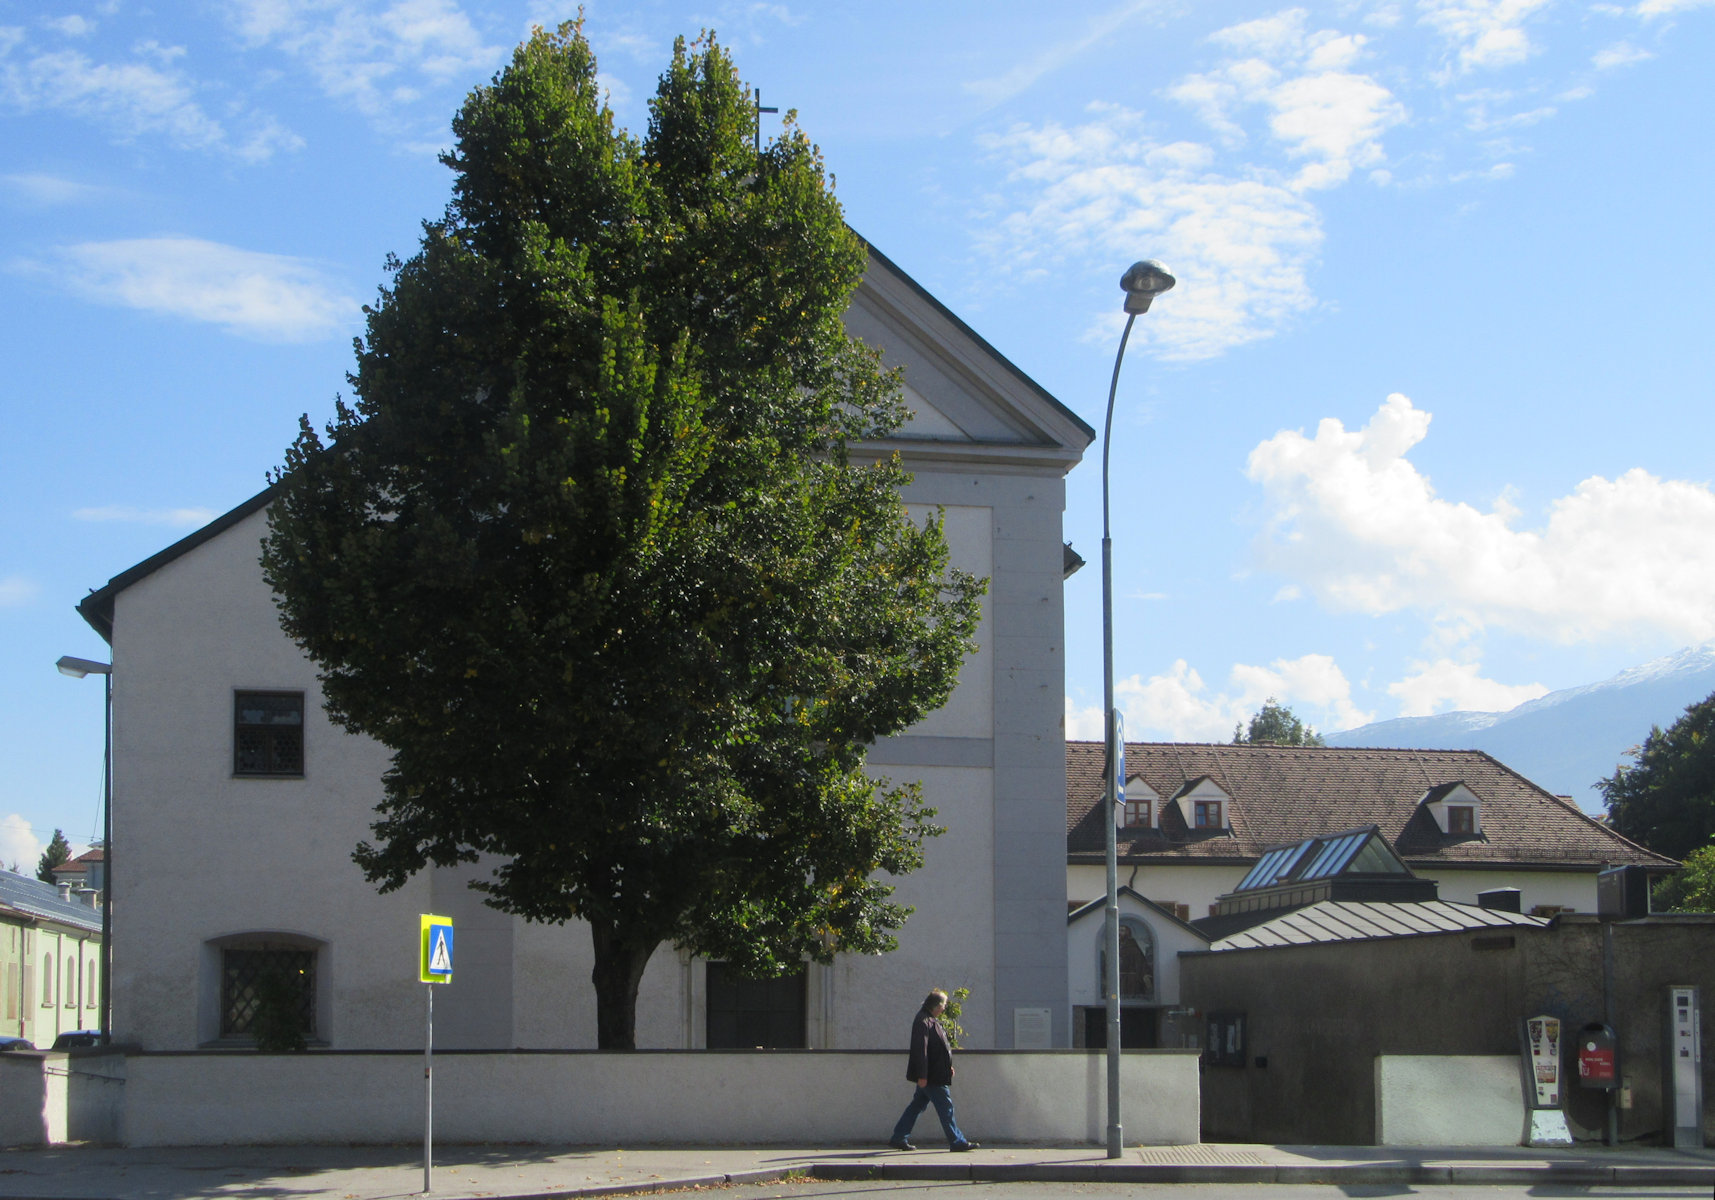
50, 1030, 102, 1050
0, 1035, 35, 1052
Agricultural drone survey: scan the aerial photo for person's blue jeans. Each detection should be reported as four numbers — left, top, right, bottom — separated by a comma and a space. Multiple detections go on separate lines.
891, 1083, 967, 1148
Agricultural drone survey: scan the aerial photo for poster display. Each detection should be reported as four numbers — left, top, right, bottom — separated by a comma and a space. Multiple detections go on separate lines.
1526, 1015, 1561, 1107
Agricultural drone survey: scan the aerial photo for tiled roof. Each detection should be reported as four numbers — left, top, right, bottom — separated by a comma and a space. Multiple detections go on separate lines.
50, 847, 104, 877
0, 869, 102, 934
1067, 742, 1675, 872
1207, 899, 1549, 951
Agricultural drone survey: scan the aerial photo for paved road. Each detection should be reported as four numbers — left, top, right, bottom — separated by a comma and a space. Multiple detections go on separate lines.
1, 1143, 1710, 1200
731, 1185, 1710, 1200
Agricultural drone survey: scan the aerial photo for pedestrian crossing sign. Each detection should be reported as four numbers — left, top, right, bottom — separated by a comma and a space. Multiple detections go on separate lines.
419, 914, 454, 984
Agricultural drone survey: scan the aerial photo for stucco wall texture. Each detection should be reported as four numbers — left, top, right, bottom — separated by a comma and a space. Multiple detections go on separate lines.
1181, 915, 1715, 1146
100, 1049, 1198, 1148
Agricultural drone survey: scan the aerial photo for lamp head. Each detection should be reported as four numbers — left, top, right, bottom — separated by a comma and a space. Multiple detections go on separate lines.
56, 655, 112, 679
1120, 260, 1176, 314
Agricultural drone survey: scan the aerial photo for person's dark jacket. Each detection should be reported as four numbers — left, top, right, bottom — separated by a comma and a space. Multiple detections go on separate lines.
905, 1008, 953, 1086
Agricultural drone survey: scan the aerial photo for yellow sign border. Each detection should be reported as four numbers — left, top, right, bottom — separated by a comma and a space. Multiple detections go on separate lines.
419, 913, 454, 984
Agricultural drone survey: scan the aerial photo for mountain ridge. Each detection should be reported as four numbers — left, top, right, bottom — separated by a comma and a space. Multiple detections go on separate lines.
1326, 641, 1715, 812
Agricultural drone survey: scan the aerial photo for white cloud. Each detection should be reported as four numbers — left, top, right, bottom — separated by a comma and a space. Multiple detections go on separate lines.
0, 816, 41, 875
1176, 14, 1407, 192
1419, 0, 1552, 74
2, 172, 103, 205
1247, 393, 1715, 644
72, 505, 217, 527
0, 40, 299, 161
1386, 658, 1548, 715
1637, 0, 1715, 15
226, 0, 502, 124
0, 576, 39, 607
1068, 652, 1372, 742
43, 15, 94, 37
1592, 41, 1654, 69
28, 237, 361, 342
979, 106, 1322, 361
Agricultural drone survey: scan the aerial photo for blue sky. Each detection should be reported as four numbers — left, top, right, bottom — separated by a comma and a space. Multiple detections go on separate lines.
3, 0, 1713, 866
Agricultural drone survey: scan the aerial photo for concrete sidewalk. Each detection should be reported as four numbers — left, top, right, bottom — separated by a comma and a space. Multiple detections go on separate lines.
3, 1141, 1715, 1200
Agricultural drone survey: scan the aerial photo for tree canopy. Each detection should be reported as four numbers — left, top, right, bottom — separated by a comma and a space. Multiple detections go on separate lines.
1233, 699, 1325, 747
1599, 690, 1715, 863
1652, 844, 1715, 912
261, 23, 984, 1048
36, 828, 70, 883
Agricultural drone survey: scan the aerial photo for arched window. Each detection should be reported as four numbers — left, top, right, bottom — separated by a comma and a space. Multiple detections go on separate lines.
41, 954, 53, 1006
1096, 917, 1156, 1003
86, 953, 99, 1010
65, 954, 77, 1008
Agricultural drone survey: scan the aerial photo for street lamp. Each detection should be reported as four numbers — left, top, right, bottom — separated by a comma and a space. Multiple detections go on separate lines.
1101, 259, 1175, 1159
56, 654, 113, 1046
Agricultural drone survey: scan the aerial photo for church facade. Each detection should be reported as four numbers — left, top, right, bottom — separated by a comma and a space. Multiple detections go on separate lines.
77, 244, 1093, 1053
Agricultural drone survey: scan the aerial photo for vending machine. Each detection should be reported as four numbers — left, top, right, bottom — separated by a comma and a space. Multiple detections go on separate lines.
1664, 986, 1703, 1149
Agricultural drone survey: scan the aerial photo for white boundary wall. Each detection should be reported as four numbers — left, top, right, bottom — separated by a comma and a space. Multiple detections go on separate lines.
112, 1050, 1197, 1148
1375, 1055, 1524, 1145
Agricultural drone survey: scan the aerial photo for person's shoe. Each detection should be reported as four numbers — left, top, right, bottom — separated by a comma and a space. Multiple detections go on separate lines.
950, 1141, 979, 1152
889, 1139, 916, 1151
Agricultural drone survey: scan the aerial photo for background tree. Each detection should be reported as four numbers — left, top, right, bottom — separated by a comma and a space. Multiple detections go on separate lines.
1651, 844, 1715, 912
36, 828, 70, 883
262, 24, 983, 1049
1233, 698, 1325, 747
1599, 691, 1715, 862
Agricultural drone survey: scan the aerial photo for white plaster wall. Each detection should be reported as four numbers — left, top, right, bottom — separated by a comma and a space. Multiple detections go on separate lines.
1068, 864, 1243, 924
118, 1050, 1198, 1147
112, 508, 428, 1050
1428, 870, 1597, 913
114, 508, 1004, 1054
1066, 900, 1203, 1010
1374, 1055, 1524, 1146
901, 504, 991, 741
0, 1054, 46, 1147
836, 765, 997, 1050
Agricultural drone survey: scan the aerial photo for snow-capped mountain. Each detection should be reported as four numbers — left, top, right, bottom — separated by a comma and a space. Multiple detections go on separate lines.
1326, 641, 1715, 813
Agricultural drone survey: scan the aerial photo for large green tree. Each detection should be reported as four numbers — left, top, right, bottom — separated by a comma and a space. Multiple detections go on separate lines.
1233, 698, 1325, 747
1599, 691, 1715, 863
261, 24, 983, 1048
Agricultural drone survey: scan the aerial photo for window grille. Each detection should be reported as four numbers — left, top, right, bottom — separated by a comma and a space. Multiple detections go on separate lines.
234, 692, 305, 776
220, 946, 316, 1037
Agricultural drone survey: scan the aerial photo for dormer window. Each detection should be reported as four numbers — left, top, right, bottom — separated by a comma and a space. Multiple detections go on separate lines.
1420, 782, 1482, 836
1118, 777, 1158, 829
1169, 776, 1231, 832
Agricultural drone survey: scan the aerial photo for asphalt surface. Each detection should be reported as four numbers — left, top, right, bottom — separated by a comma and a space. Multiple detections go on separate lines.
2, 1142, 1714, 1200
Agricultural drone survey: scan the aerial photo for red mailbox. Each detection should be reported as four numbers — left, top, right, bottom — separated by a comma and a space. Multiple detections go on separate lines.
1577, 1022, 1618, 1090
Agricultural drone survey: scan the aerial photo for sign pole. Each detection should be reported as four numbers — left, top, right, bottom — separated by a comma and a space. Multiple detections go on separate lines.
417, 914, 453, 1195
424, 982, 434, 1193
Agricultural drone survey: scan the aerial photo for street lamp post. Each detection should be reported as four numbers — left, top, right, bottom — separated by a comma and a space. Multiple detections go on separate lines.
1101, 260, 1175, 1159
56, 655, 113, 1045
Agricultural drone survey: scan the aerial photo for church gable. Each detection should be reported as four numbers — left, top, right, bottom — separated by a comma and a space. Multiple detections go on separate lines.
843, 242, 1093, 469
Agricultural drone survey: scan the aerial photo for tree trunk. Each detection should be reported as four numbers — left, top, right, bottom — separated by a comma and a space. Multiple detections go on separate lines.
590, 923, 660, 1049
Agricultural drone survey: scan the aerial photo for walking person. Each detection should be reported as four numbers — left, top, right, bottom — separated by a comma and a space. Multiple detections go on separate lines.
889, 988, 978, 1152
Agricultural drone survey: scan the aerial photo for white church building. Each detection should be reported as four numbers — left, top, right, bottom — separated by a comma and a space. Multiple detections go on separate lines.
76, 244, 1096, 1055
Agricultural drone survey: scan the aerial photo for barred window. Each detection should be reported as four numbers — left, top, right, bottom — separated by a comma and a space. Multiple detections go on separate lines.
234, 692, 304, 777
220, 946, 316, 1038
